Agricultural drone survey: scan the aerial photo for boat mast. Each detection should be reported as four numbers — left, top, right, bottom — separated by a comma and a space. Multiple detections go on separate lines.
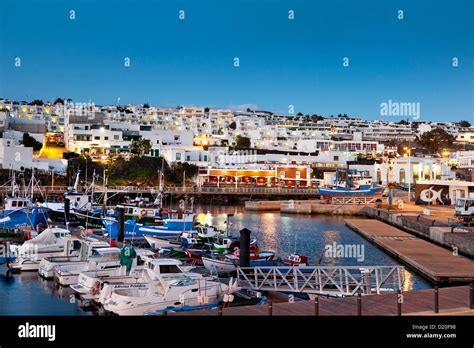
11, 171, 17, 198
102, 169, 108, 215
73, 170, 81, 193
90, 169, 96, 204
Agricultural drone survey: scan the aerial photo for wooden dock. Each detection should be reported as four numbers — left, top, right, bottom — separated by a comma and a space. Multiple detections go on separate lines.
345, 219, 474, 284
171, 285, 474, 316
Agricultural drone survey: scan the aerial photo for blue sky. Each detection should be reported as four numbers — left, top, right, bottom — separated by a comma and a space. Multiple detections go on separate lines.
0, 0, 472, 122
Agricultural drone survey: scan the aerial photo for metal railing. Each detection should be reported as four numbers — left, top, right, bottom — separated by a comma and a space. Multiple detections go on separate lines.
236, 265, 405, 296
0, 185, 321, 195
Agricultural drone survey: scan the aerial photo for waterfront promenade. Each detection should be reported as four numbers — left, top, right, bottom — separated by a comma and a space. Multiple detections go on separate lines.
345, 219, 474, 284
172, 285, 474, 316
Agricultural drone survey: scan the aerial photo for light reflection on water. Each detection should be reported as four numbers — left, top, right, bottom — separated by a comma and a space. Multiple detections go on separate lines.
0, 205, 428, 314
195, 205, 429, 291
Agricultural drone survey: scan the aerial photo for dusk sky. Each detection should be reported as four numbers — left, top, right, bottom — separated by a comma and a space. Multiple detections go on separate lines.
0, 0, 472, 122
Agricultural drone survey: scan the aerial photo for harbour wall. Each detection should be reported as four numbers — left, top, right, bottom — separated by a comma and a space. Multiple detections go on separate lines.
245, 199, 368, 215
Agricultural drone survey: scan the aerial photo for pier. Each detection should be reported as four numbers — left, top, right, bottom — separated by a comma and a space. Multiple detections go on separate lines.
345, 219, 474, 284
171, 285, 474, 316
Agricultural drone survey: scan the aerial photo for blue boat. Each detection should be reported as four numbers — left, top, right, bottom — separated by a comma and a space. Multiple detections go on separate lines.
102, 214, 195, 239
0, 197, 50, 229
318, 185, 384, 197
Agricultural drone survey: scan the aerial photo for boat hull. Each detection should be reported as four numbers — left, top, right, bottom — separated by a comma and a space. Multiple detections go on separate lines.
102, 218, 194, 239
0, 207, 50, 229
318, 186, 383, 197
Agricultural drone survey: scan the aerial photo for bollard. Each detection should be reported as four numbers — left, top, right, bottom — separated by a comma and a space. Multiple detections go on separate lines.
470, 283, 474, 310
268, 301, 273, 316
434, 286, 439, 313
218, 305, 223, 316
314, 296, 319, 316
162, 311, 167, 317
397, 290, 402, 316
357, 291, 362, 316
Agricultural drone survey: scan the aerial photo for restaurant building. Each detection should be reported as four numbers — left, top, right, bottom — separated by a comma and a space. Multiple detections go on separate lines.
197, 165, 312, 187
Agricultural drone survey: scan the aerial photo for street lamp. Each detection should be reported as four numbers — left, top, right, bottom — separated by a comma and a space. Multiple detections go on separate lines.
403, 144, 415, 202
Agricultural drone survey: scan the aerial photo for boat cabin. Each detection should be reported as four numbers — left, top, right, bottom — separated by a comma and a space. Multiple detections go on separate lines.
4, 197, 31, 211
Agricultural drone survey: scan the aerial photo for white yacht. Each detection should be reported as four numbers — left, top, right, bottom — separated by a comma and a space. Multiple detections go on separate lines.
8, 227, 76, 271
38, 239, 111, 279
102, 258, 239, 315
53, 247, 122, 286
69, 249, 156, 296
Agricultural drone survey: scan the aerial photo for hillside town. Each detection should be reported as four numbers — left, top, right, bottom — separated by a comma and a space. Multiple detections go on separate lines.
0, 98, 472, 194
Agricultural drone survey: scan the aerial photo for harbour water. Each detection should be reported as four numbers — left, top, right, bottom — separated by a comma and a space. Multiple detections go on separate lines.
0, 206, 431, 315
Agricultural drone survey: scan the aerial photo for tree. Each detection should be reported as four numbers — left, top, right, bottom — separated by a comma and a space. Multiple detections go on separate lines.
143, 103, 150, 108
416, 128, 456, 154
130, 138, 152, 156
246, 108, 253, 113
28, 99, 43, 106
169, 162, 199, 185
204, 107, 210, 113
228, 121, 237, 130
235, 136, 251, 149
398, 119, 409, 125
459, 120, 471, 128
53, 98, 64, 105
22, 133, 43, 151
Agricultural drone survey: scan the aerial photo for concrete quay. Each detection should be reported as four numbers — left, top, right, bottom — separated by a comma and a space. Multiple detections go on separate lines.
245, 199, 369, 215
345, 219, 474, 284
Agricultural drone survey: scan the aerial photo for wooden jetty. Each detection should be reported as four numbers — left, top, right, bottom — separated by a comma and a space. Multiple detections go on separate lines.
171, 285, 474, 316
345, 219, 474, 284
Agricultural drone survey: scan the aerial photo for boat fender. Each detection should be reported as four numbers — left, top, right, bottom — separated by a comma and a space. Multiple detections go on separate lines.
91, 280, 101, 295
57, 195, 65, 202
140, 209, 147, 218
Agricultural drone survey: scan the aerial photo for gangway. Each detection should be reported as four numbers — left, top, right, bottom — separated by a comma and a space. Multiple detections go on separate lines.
236, 265, 405, 297
330, 196, 382, 205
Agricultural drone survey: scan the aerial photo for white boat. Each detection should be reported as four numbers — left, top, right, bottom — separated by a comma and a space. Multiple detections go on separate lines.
69, 250, 156, 296
144, 235, 175, 249
54, 247, 122, 286
8, 227, 75, 271
202, 256, 238, 274
103, 258, 239, 315
38, 239, 110, 279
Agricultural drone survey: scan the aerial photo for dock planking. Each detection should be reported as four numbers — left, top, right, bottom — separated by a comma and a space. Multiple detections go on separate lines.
171, 286, 473, 316
345, 219, 474, 283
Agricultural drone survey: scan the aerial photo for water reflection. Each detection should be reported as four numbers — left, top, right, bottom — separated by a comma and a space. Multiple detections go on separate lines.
194, 206, 431, 291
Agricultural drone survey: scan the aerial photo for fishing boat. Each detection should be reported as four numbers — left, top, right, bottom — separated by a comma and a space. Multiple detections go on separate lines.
0, 173, 50, 230
280, 253, 309, 266
38, 239, 111, 279
318, 169, 383, 197
41, 172, 93, 225
101, 210, 196, 239
54, 247, 122, 286
8, 227, 75, 271
0, 197, 50, 230
69, 250, 156, 296
202, 245, 277, 275
102, 258, 240, 315
318, 185, 383, 197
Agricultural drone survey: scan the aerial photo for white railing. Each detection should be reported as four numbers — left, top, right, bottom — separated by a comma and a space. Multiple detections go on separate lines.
237, 265, 405, 296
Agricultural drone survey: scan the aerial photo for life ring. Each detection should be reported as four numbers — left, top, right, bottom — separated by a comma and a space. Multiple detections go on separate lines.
57, 195, 65, 203
139, 209, 147, 218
